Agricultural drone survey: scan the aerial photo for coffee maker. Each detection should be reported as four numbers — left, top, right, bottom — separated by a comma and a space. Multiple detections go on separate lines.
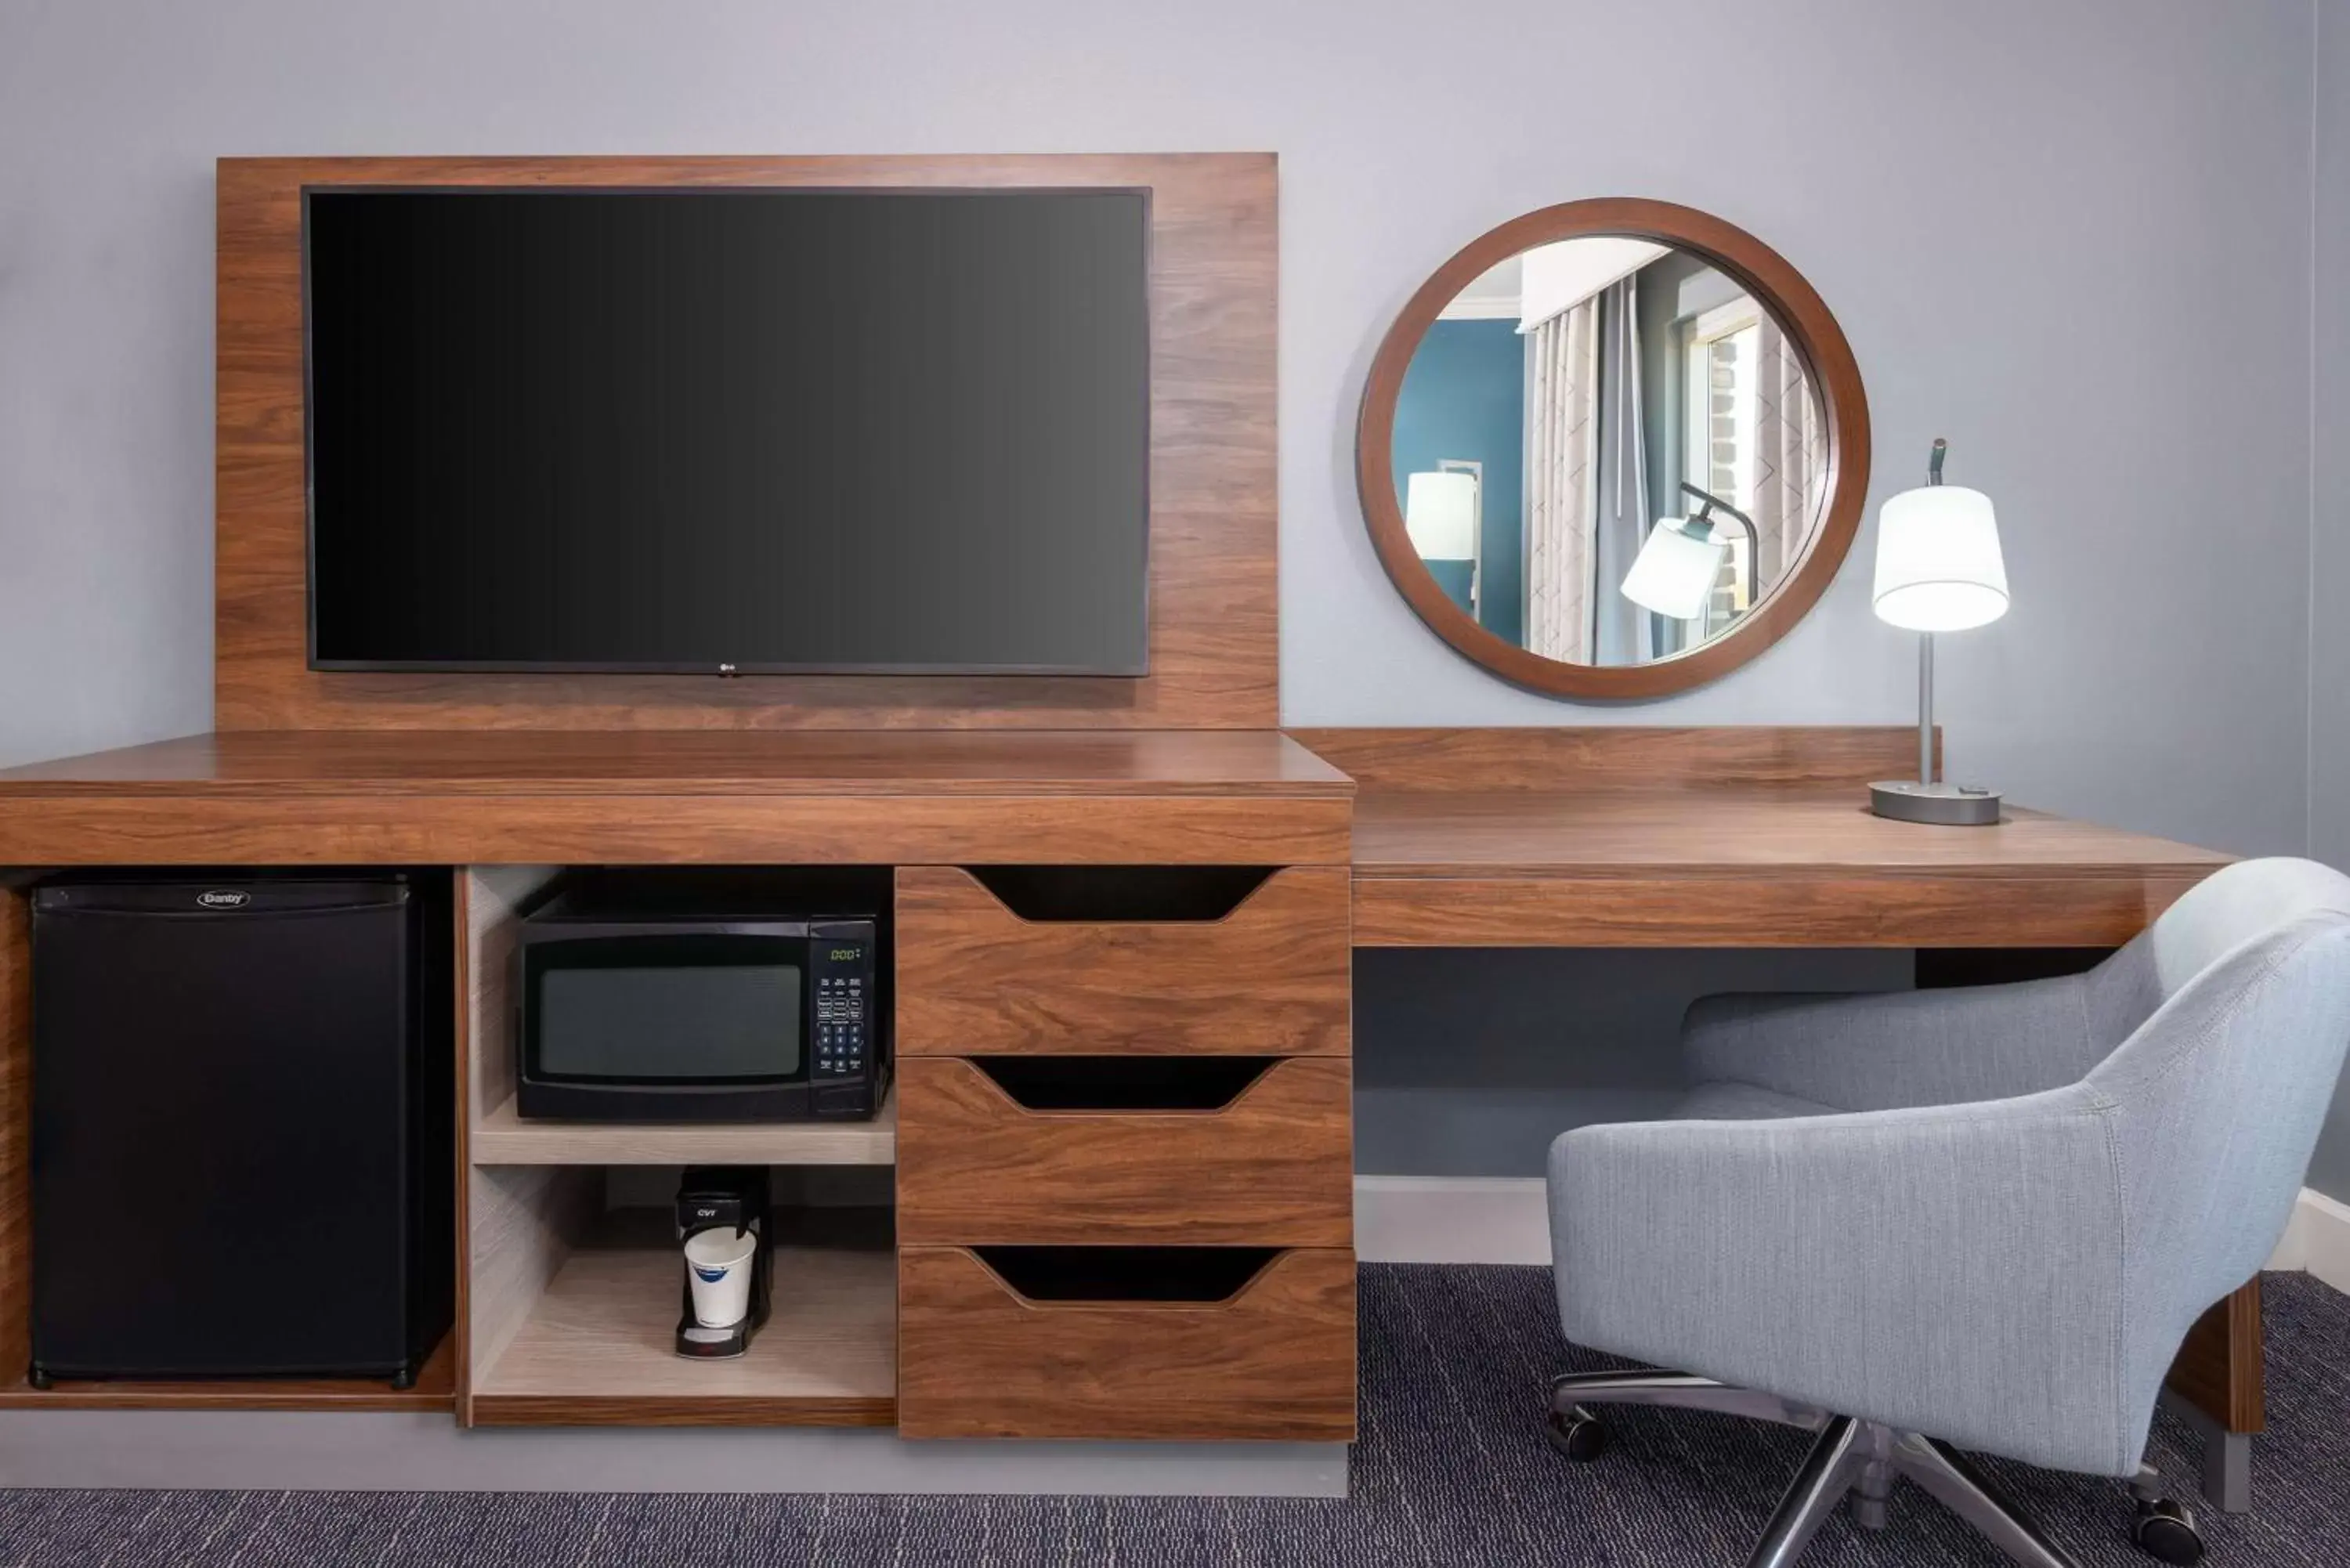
674, 1166, 772, 1357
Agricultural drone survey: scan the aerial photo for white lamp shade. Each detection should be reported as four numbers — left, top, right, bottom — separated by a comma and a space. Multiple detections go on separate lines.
1872, 484, 2008, 632
1404, 471, 1478, 560
1621, 518, 1730, 621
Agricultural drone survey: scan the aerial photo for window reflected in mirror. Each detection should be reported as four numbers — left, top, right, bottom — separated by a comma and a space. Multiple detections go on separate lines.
1390, 237, 1828, 668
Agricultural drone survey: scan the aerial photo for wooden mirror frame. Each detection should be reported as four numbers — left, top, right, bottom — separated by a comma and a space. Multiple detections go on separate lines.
1356, 197, 1870, 700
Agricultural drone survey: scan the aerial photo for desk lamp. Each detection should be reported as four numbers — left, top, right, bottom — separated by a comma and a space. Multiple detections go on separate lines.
1868, 439, 2008, 825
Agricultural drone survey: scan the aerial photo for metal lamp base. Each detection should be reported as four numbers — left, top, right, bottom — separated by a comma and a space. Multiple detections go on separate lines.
1869, 781, 2003, 826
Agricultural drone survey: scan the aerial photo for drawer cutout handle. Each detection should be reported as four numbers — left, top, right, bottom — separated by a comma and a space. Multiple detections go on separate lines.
973, 1245, 1280, 1305
969, 1055, 1276, 1111
964, 866, 1276, 923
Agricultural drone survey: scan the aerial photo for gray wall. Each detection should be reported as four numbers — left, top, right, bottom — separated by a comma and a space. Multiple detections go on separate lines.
2307, 0, 2350, 1198
0, 4, 2340, 1181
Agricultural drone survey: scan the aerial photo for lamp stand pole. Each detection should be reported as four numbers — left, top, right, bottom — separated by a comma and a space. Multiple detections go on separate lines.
1918, 632, 1933, 786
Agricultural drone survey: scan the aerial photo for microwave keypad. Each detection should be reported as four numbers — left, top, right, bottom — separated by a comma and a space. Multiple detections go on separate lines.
815, 975, 866, 1077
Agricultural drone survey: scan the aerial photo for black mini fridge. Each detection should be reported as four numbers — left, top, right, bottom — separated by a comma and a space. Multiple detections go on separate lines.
28, 874, 452, 1385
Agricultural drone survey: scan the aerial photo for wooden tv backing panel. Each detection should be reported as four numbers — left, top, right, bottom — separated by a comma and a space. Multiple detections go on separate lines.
215, 154, 1277, 732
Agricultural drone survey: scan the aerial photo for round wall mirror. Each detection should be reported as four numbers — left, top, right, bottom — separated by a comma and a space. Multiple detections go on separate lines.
1358, 199, 1869, 699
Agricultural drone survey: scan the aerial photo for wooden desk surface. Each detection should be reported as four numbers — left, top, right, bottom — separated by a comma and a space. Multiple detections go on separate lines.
1292, 728, 2230, 948
0, 730, 1352, 866
0, 729, 1351, 797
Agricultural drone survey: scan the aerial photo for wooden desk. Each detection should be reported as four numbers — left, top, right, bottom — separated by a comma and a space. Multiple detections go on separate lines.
0, 728, 1357, 1436
1345, 789, 2225, 948
1297, 727, 2227, 949
1292, 726, 2254, 1498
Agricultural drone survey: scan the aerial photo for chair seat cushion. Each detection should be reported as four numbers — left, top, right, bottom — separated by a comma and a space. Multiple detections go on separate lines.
1674, 1080, 1839, 1120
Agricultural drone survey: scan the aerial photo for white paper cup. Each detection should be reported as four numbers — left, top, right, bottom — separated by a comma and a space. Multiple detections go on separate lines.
684, 1227, 758, 1328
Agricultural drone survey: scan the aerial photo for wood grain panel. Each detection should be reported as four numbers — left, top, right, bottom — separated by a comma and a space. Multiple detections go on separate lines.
2167, 1279, 2265, 1434
464, 1165, 598, 1428
0, 729, 1350, 796
1350, 870, 2213, 948
215, 154, 1276, 731
0, 793, 1350, 869
895, 865, 1351, 1056
0, 890, 28, 1390
1343, 787, 2226, 947
471, 1219, 895, 1429
465, 867, 560, 1129
456, 865, 564, 1422
896, 1245, 1355, 1440
1290, 727, 1929, 790
896, 1057, 1351, 1246
1346, 790, 2232, 876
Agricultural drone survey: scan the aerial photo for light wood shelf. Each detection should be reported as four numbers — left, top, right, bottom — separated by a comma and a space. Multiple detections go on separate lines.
469, 1210, 896, 1426
471, 1086, 896, 1167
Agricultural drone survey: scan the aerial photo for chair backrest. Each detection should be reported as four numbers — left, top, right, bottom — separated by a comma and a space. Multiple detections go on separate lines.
2079, 858, 2350, 1419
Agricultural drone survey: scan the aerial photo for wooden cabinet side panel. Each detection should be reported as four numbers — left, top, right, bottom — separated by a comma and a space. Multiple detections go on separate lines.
458, 865, 577, 1427
464, 867, 562, 1128
896, 1246, 1356, 1440
895, 1056, 1352, 1246
895, 865, 1351, 1056
2166, 1278, 2265, 1434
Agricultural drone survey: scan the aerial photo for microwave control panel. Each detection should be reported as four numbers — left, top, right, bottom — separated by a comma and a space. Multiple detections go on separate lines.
811, 920, 876, 1082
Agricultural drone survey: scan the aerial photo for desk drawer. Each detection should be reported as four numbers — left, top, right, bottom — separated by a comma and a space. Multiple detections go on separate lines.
895, 1245, 1358, 1440
895, 1055, 1352, 1246
894, 865, 1350, 1057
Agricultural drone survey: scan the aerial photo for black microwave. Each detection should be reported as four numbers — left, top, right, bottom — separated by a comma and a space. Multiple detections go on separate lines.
514, 874, 889, 1122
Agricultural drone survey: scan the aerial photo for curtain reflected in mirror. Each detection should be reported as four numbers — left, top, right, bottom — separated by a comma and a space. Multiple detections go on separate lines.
1390, 237, 1828, 669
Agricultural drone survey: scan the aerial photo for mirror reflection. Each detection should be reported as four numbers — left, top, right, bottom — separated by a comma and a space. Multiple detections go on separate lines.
1391, 237, 1827, 667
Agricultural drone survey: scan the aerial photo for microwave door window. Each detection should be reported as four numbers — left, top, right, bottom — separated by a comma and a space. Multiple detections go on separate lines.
535, 965, 803, 1080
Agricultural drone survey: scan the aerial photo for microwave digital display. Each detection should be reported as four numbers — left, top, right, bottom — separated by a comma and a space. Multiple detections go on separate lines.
536, 964, 801, 1082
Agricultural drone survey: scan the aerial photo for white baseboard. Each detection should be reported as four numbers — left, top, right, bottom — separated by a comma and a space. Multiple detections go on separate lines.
2267, 1187, 2350, 1292
1361, 1176, 2350, 1292
1355, 1176, 1551, 1264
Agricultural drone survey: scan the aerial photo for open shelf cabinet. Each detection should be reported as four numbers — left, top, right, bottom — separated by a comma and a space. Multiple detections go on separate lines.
468, 1207, 895, 1427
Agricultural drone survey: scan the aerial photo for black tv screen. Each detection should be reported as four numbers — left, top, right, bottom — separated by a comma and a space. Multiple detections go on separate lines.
302, 188, 1151, 674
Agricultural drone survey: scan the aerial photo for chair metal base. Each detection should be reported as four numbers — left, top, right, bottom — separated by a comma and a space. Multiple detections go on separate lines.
1551, 1370, 2202, 1568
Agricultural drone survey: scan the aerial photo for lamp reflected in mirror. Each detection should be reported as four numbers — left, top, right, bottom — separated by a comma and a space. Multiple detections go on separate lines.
1404, 463, 1483, 617
1622, 483, 1758, 625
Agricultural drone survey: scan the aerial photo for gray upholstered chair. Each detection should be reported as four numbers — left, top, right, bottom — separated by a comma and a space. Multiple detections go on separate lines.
1546, 857, 2350, 1568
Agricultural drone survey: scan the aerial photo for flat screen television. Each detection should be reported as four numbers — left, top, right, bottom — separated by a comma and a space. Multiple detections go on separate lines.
302, 187, 1151, 674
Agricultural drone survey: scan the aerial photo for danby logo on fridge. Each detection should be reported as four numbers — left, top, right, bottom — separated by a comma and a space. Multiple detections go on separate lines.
195, 890, 251, 910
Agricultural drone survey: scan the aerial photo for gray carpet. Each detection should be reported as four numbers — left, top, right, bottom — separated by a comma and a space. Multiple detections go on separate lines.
3, 1266, 2346, 1566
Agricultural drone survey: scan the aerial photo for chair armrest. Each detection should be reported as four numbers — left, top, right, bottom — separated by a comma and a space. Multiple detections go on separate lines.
1683, 974, 2098, 1111
1548, 1089, 2144, 1476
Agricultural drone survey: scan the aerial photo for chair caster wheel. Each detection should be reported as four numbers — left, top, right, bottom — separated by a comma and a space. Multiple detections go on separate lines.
2131, 1498, 2204, 1566
1546, 1405, 1608, 1462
